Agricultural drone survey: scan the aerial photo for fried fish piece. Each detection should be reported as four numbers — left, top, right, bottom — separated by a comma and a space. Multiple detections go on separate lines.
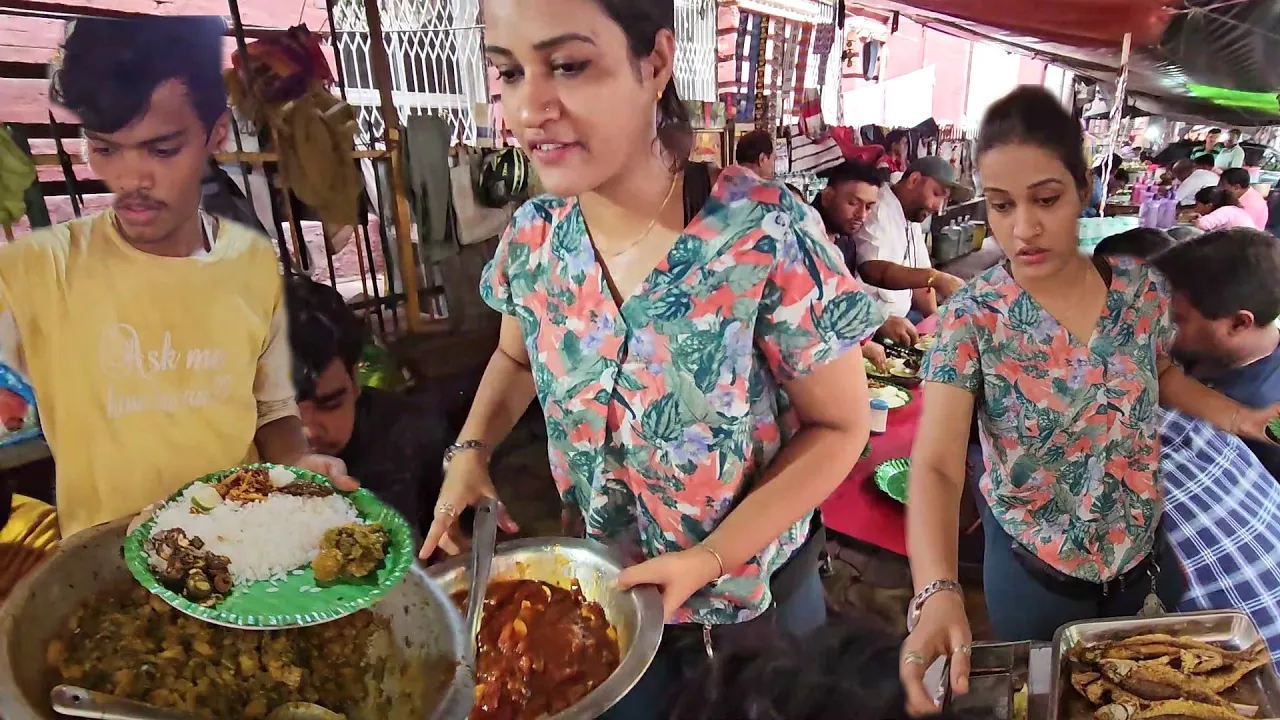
1099, 659, 1232, 708
1111, 635, 1260, 664
1073, 671, 1145, 707
1202, 652, 1269, 693
1095, 698, 1249, 720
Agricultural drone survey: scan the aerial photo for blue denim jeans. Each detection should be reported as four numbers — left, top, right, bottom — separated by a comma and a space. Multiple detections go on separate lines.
981, 505, 1185, 641
603, 569, 827, 719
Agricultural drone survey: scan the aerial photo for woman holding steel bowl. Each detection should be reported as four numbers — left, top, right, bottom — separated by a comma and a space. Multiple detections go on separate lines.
418, 0, 879, 716
899, 86, 1280, 716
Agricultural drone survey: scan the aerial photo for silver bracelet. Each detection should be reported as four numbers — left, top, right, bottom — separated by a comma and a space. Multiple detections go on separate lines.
442, 439, 489, 471
907, 579, 963, 632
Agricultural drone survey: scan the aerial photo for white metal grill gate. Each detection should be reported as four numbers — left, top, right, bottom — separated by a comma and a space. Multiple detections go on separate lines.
674, 0, 718, 103
330, 0, 487, 145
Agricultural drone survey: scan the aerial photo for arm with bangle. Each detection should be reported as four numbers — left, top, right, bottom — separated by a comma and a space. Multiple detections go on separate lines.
1158, 361, 1279, 441
901, 381, 978, 714
418, 314, 537, 558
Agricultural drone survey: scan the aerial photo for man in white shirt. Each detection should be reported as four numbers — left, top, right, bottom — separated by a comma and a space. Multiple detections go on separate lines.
853, 156, 964, 321
1215, 129, 1246, 170
1175, 154, 1221, 206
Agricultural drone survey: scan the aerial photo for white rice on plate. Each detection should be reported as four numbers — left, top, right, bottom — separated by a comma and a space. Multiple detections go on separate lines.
148, 483, 360, 585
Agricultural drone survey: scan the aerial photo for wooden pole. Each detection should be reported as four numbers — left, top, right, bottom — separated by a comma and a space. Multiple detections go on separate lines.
359, 0, 423, 333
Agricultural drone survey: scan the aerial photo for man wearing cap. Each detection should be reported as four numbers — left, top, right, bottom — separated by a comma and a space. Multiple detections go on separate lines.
853, 156, 965, 322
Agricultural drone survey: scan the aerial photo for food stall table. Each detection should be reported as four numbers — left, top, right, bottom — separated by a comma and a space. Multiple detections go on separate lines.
820, 316, 938, 556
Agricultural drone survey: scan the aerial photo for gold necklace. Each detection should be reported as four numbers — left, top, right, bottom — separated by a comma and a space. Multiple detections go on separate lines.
599, 173, 681, 259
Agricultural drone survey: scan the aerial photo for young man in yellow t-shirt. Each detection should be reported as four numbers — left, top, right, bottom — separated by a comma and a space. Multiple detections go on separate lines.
0, 16, 354, 537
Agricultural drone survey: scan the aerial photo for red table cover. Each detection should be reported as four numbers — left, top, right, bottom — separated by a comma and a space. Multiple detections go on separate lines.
820, 315, 938, 556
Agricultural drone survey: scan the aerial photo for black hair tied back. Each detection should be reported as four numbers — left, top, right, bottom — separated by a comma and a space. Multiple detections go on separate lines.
592, 0, 692, 170
977, 86, 1088, 192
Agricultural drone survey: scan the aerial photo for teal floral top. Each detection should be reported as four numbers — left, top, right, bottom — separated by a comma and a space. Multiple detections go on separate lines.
922, 256, 1175, 582
481, 166, 880, 624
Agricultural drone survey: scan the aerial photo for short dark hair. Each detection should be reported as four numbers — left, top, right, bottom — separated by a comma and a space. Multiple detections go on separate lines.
52, 16, 228, 134
1207, 127, 1222, 135
735, 130, 774, 166
1194, 186, 1234, 210
1154, 228, 1280, 324
1092, 228, 1175, 261
977, 87, 1088, 192
285, 275, 368, 402
884, 128, 909, 149
1220, 167, 1252, 190
668, 617, 986, 720
1194, 153, 1215, 168
822, 160, 884, 189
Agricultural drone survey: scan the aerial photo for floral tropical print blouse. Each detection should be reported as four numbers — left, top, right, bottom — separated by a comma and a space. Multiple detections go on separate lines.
922, 256, 1175, 582
481, 166, 880, 624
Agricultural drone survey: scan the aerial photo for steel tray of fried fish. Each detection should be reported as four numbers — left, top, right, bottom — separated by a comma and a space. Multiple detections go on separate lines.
1048, 611, 1280, 720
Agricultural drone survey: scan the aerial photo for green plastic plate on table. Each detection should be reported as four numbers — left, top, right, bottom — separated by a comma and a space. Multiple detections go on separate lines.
873, 457, 910, 504
123, 463, 415, 630
1269, 417, 1280, 444
861, 438, 872, 460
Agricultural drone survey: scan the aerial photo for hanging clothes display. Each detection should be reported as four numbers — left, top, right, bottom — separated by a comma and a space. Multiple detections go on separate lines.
225, 27, 362, 230
753, 15, 770, 126
0, 127, 36, 234
780, 23, 801, 122
784, 126, 844, 175
813, 21, 837, 81
862, 40, 883, 81
0, 125, 45, 230
792, 24, 814, 109
766, 18, 787, 128
732, 10, 752, 122
401, 114, 461, 262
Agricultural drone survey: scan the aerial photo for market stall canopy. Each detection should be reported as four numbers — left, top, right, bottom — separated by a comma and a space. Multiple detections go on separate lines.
859, 0, 1280, 125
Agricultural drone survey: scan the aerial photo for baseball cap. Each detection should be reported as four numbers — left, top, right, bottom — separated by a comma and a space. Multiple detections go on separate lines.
905, 156, 966, 189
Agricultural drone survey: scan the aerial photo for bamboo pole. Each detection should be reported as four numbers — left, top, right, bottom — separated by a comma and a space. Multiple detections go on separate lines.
359, 0, 423, 333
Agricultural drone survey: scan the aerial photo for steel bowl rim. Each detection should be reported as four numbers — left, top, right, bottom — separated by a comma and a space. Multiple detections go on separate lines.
428, 536, 665, 719
0, 517, 476, 720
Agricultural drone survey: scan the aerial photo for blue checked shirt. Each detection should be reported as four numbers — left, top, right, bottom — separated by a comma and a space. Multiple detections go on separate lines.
1161, 410, 1280, 662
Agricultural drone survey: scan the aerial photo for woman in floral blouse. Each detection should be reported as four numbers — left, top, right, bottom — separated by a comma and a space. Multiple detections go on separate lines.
419, 0, 878, 715
900, 87, 1280, 716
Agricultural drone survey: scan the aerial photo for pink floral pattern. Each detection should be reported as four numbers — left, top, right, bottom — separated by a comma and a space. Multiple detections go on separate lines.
922, 256, 1175, 582
482, 166, 879, 623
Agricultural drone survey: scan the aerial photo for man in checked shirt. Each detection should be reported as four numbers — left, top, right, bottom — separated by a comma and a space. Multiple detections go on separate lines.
1095, 232, 1280, 662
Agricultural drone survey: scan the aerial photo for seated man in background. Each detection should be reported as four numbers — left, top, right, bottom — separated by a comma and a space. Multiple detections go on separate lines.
811, 162, 918, 366
1220, 167, 1270, 231
1153, 228, 1280, 478
286, 275, 448, 535
853, 157, 965, 323
1094, 236, 1280, 663
1173, 153, 1220, 206
734, 129, 776, 180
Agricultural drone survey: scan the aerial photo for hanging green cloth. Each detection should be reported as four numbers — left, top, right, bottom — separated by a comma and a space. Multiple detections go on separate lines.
0, 126, 38, 230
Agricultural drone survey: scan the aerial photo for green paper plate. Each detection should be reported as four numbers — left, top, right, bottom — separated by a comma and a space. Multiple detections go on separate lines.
873, 457, 910, 504
861, 438, 872, 460
123, 463, 415, 630
1269, 416, 1280, 444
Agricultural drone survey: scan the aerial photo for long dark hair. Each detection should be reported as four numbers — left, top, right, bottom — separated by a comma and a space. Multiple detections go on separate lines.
593, 0, 692, 170
977, 86, 1089, 193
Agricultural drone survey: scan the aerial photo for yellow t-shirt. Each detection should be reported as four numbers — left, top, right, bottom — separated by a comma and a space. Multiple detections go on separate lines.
0, 213, 285, 536
0, 494, 59, 602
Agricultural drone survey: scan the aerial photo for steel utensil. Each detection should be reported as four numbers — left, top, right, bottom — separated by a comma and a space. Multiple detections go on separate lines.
51, 685, 201, 720
464, 497, 497, 664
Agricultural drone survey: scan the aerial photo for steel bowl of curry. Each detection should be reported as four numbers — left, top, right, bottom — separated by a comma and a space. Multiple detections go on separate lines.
0, 517, 475, 720
428, 536, 665, 720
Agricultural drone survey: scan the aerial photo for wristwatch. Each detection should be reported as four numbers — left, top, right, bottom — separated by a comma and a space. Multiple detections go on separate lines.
442, 439, 489, 471
906, 578, 964, 632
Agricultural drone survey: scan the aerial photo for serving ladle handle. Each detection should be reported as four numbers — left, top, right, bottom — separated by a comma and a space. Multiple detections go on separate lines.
464, 497, 498, 666
51, 685, 200, 720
